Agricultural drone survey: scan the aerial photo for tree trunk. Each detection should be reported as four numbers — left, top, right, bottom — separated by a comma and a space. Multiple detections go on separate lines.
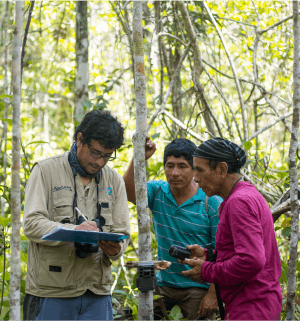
10, 1, 23, 319
75, 1, 89, 123
177, 1, 216, 138
151, 1, 161, 112
132, 2, 153, 320
286, 2, 300, 319
1, 1, 9, 217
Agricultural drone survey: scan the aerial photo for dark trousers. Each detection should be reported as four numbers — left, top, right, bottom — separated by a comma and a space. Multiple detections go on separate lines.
153, 286, 215, 320
23, 290, 113, 320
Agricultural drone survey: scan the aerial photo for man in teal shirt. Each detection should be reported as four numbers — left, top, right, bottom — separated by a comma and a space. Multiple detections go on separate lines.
124, 138, 221, 320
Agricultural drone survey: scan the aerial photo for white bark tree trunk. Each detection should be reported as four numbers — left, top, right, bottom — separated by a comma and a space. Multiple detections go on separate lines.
10, 1, 23, 319
150, 1, 161, 111
286, 2, 300, 319
132, 2, 153, 320
1, 1, 9, 218
75, 1, 89, 123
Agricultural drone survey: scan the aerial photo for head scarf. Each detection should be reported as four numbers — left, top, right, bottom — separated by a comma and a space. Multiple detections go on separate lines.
193, 137, 246, 169
68, 141, 101, 178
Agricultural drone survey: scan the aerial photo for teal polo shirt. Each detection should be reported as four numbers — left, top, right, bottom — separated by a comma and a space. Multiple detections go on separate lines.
147, 180, 222, 289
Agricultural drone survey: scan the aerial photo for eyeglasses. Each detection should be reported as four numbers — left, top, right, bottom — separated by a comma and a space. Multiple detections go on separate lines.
88, 145, 116, 161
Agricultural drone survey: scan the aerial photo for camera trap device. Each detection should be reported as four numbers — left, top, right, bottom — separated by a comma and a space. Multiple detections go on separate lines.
136, 262, 157, 293
168, 245, 191, 260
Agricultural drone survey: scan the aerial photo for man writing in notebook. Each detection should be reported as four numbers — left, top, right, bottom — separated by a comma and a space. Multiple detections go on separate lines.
23, 110, 130, 320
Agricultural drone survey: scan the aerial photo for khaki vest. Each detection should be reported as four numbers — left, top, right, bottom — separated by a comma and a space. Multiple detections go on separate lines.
24, 152, 130, 297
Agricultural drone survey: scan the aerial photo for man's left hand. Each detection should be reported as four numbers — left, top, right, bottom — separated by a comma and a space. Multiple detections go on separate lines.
181, 258, 205, 283
98, 240, 121, 256
198, 291, 218, 317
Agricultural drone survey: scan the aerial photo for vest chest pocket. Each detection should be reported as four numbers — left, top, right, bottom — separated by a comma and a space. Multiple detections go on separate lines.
53, 198, 75, 224
99, 201, 113, 232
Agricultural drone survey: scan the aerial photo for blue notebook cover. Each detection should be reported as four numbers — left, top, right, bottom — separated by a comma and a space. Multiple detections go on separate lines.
41, 226, 129, 244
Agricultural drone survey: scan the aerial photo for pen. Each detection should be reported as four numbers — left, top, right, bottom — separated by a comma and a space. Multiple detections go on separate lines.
75, 207, 88, 221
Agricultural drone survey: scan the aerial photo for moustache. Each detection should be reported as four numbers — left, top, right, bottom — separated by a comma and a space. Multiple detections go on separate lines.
89, 163, 101, 170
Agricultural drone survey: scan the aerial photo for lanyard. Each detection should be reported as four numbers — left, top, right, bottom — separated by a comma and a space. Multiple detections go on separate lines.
72, 173, 105, 231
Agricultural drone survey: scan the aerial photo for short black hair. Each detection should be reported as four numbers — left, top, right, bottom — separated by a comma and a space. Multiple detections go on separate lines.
208, 159, 241, 174
73, 110, 124, 149
164, 138, 197, 168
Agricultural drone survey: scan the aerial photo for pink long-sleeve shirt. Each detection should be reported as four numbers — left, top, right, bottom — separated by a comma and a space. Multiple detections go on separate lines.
201, 181, 282, 320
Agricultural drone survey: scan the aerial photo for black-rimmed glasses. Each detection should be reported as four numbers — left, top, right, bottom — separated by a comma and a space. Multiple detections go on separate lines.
88, 145, 116, 161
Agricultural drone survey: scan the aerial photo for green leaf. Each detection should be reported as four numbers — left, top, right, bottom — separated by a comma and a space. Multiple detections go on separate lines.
282, 226, 291, 237
83, 101, 92, 109
169, 305, 181, 320
277, 172, 288, 179
279, 264, 288, 284
1, 119, 12, 126
152, 133, 160, 140
0, 217, 11, 227
94, 95, 103, 101
94, 103, 106, 109
25, 141, 49, 148
244, 141, 253, 150
266, 174, 276, 180
113, 289, 127, 296
0, 306, 9, 320
0, 94, 12, 99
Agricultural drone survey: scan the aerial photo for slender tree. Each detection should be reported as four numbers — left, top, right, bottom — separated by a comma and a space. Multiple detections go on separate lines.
1, 1, 9, 218
132, 2, 153, 320
286, 1, 300, 319
75, 1, 89, 123
10, 1, 23, 319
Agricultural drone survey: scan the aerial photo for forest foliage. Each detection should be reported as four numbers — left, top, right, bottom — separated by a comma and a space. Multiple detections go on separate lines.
0, 1, 300, 319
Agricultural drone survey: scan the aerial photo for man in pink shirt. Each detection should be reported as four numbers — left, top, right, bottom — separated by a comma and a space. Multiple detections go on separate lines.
181, 138, 282, 320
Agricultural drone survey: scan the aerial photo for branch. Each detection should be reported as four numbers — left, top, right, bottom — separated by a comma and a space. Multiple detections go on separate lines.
259, 13, 298, 35
111, 264, 122, 293
242, 172, 276, 204
203, 1, 247, 141
202, 65, 243, 142
153, 32, 187, 48
202, 59, 292, 106
271, 199, 291, 223
125, 260, 171, 271
247, 111, 293, 142
162, 110, 205, 142
21, 0, 35, 83
243, 168, 280, 196
252, 3, 292, 135
96, 67, 131, 103
120, 1, 130, 12
217, 17, 256, 27
147, 42, 191, 132
206, 102, 223, 138
177, 1, 216, 136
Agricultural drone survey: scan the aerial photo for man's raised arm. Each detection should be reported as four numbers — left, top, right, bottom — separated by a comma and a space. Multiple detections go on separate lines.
123, 136, 156, 204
